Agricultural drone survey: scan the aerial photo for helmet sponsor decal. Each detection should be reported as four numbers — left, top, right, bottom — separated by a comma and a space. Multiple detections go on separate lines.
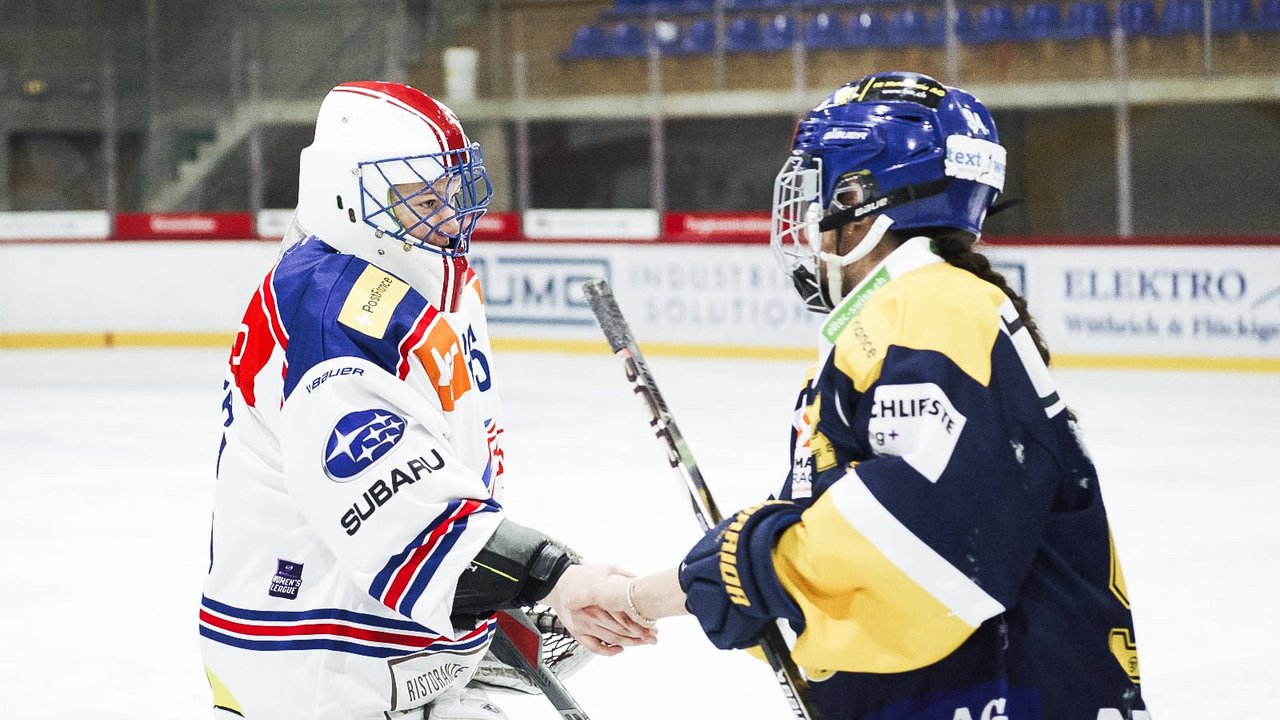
945, 135, 1007, 191
324, 409, 407, 481
848, 73, 948, 109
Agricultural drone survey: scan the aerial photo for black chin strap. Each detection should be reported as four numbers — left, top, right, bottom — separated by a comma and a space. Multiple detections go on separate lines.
988, 197, 1023, 217
818, 178, 952, 233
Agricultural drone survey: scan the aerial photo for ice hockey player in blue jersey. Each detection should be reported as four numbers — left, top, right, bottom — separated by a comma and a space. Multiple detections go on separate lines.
202, 81, 654, 720
590, 72, 1150, 720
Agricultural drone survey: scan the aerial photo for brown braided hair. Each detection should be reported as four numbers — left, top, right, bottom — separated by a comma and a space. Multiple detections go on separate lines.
888, 228, 1053, 367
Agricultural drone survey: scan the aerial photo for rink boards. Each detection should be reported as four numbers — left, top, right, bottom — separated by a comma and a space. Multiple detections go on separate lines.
1, 234, 1278, 372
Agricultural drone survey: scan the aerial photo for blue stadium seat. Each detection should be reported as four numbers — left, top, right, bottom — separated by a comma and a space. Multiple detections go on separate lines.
805, 12, 846, 48
847, 11, 890, 47
1118, 0, 1159, 34
726, 0, 787, 9
605, 0, 654, 18
1021, 2, 1063, 38
928, 8, 974, 43
1062, 1, 1111, 38
608, 22, 648, 56
762, 13, 797, 50
671, 0, 715, 14
679, 19, 716, 52
1254, 0, 1280, 28
652, 20, 684, 54
1211, 0, 1251, 30
726, 17, 764, 51
972, 5, 1019, 42
1159, 0, 1205, 33
563, 24, 609, 59
602, 0, 710, 17
887, 8, 930, 45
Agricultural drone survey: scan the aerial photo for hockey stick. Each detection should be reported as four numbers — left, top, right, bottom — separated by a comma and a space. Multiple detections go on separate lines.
490, 609, 591, 720
582, 278, 823, 720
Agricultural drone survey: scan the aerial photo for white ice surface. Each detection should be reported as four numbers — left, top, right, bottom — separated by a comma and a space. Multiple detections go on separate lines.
0, 348, 1277, 719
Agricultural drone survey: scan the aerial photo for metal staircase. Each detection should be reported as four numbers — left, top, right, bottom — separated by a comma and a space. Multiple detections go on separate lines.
145, 98, 319, 211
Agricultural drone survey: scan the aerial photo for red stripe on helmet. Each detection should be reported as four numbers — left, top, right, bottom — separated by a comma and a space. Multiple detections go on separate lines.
333, 81, 467, 152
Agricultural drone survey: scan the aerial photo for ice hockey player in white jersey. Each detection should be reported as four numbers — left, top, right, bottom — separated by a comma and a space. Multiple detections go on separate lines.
202, 81, 654, 719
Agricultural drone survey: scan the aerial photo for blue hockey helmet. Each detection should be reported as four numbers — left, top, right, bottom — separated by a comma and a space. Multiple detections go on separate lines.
771, 71, 1007, 311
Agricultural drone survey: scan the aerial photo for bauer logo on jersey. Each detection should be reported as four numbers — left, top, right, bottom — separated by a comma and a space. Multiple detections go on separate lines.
867, 382, 967, 483
324, 409, 407, 481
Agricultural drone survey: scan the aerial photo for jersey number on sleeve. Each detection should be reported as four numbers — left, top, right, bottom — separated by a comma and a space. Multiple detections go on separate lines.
463, 324, 491, 392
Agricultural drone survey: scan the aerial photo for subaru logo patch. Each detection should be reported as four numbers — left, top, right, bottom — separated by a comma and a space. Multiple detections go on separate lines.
324, 409, 406, 481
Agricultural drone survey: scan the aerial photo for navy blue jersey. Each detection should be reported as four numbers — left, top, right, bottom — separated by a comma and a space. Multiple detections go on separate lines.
774, 238, 1148, 719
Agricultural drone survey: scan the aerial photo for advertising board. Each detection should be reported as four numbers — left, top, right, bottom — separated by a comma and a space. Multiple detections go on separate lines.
984, 245, 1280, 361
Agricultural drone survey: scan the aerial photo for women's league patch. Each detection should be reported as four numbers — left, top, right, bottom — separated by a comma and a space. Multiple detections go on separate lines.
268, 559, 304, 600
324, 409, 407, 481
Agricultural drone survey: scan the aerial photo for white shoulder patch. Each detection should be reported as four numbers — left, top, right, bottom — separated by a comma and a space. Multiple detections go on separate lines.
867, 382, 967, 483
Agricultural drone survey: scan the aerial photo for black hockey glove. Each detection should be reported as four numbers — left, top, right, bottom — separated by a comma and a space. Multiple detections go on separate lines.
452, 519, 581, 621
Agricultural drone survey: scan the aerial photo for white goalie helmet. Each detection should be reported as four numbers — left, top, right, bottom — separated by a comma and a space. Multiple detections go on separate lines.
296, 81, 492, 281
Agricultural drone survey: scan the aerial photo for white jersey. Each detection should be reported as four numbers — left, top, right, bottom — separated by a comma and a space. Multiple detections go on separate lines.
202, 234, 506, 719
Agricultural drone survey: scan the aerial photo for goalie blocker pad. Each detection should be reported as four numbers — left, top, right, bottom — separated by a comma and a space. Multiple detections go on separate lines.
452, 519, 581, 617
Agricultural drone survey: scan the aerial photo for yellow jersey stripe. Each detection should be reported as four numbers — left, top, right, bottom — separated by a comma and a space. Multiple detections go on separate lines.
773, 490, 979, 673
829, 471, 1005, 627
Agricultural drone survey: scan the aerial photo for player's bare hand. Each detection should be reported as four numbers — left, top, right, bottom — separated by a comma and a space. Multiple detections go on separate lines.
544, 564, 658, 654
578, 572, 659, 633
582, 567, 687, 634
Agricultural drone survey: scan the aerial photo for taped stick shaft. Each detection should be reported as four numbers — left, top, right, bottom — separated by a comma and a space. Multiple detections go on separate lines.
583, 278, 822, 720
582, 278, 721, 530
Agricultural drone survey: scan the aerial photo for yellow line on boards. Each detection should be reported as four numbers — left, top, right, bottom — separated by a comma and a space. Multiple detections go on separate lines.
1, 333, 1277, 372
0, 332, 233, 349
1051, 353, 1280, 373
